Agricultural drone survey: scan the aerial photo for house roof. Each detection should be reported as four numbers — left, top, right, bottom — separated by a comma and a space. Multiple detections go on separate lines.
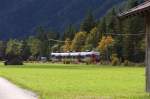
119, 0, 150, 18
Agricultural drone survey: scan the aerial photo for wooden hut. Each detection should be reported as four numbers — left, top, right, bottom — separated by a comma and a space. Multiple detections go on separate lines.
119, 0, 150, 92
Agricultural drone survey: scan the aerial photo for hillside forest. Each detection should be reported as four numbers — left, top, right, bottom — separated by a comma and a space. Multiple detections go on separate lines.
0, 0, 145, 65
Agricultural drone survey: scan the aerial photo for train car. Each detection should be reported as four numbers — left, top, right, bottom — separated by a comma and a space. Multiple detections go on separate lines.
51, 51, 100, 64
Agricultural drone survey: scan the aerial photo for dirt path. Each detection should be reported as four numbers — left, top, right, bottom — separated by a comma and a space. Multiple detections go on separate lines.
0, 77, 38, 99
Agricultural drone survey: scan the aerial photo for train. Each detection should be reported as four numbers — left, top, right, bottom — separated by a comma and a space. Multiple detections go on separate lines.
51, 51, 100, 64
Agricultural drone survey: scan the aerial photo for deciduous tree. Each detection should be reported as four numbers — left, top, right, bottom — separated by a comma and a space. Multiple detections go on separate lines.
6, 39, 22, 56
71, 32, 87, 51
63, 38, 71, 52
27, 37, 41, 57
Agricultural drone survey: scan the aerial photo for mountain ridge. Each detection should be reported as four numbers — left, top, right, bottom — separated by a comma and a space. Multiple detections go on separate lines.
0, 0, 123, 39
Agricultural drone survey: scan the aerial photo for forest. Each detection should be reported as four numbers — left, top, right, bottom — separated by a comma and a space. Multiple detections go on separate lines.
0, 0, 145, 65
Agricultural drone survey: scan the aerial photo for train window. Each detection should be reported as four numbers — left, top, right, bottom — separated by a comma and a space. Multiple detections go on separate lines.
66, 56, 71, 58
51, 55, 55, 58
86, 55, 91, 57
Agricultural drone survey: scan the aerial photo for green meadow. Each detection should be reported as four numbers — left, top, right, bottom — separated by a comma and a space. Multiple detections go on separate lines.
0, 63, 149, 99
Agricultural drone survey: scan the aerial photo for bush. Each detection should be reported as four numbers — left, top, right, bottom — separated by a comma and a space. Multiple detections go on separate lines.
123, 60, 129, 66
4, 56, 23, 65
111, 54, 120, 66
111, 58, 119, 66
85, 58, 92, 65
63, 58, 71, 64
65, 60, 71, 64
123, 60, 135, 66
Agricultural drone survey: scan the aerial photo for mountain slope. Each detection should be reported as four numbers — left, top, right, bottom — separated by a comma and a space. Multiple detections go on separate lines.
0, 0, 123, 39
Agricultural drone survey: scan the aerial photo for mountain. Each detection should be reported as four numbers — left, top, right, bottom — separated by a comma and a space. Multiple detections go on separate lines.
0, 0, 123, 39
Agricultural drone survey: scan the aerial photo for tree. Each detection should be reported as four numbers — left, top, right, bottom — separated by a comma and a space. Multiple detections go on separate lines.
36, 26, 45, 39
27, 37, 41, 57
84, 27, 99, 51
71, 32, 87, 51
6, 39, 22, 56
63, 24, 77, 40
47, 31, 60, 53
63, 38, 71, 52
122, 16, 144, 62
122, 0, 144, 62
105, 7, 123, 60
97, 17, 106, 38
106, 8, 119, 33
97, 36, 114, 61
5, 39, 23, 65
80, 11, 95, 33
21, 40, 31, 60
36, 26, 49, 57
35, 26, 60, 56
0, 41, 6, 60
97, 36, 114, 52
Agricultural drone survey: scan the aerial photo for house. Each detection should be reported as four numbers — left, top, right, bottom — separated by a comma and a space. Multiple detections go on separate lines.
119, 0, 150, 92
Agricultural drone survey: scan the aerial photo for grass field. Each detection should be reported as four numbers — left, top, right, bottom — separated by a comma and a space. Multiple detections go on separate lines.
0, 63, 149, 99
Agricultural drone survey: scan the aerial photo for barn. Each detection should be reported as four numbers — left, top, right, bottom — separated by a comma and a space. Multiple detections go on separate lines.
119, 0, 150, 92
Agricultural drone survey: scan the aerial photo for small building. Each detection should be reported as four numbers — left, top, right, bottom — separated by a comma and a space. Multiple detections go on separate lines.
119, 0, 150, 92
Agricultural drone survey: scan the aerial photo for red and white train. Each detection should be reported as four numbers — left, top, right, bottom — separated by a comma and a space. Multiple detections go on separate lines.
51, 51, 100, 64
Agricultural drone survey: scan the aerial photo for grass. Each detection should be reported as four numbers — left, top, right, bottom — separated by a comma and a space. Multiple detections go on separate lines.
0, 63, 149, 99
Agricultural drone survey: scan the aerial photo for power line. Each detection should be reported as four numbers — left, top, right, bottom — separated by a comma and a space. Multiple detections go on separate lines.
48, 33, 145, 43
105, 33, 145, 36
48, 39, 72, 43
48, 39, 66, 43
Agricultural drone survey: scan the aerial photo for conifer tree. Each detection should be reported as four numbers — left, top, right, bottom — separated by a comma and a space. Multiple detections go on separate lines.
35, 26, 49, 56
21, 40, 31, 60
80, 11, 95, 33
97, 17, 106, 37
63, 24, 77, 40
122, 0, 144, 62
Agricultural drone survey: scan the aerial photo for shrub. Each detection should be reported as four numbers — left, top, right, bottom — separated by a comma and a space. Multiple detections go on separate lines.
63, 58, 71, 64
123, 60, 135, 66
100, 60, 109, 65
111, 54, 120, 66
85, 58, 92, 65
4, 55, 23, 65
65, 60, 71, 64
124, 60, 129, 66
111, 58, 119, 66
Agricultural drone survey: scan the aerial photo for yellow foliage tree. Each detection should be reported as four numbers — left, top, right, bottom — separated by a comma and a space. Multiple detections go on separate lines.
63, 38, 71, 52
71, 31, 87, 51
97, 36, 114, 52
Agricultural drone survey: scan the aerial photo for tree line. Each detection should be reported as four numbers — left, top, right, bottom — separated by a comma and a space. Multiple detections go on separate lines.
0, 0, 145, 65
